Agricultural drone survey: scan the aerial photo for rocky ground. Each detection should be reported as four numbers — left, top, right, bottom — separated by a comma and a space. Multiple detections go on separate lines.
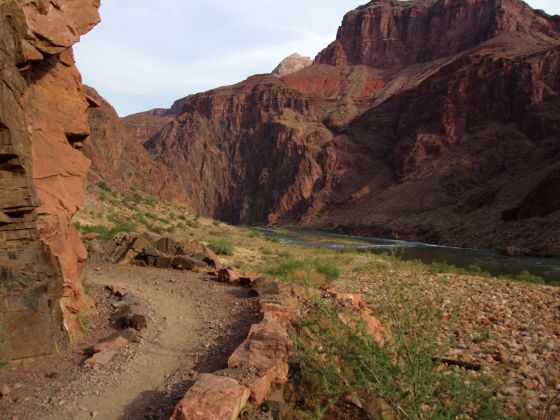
0, 262, 260, 419
337, 269, 560, 418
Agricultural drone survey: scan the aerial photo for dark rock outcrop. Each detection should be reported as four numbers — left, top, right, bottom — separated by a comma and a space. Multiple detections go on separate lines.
141, 0, 560, 256
0, 0, 100, 360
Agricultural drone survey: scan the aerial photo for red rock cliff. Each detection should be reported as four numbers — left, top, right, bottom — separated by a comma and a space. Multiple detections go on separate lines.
316, 0, 559, 69
0, 0, 100, 360
142, 0, 560, 256
82, 86, 185, 203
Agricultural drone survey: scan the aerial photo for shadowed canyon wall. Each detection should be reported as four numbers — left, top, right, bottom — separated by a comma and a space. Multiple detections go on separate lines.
0, 0, 100, 360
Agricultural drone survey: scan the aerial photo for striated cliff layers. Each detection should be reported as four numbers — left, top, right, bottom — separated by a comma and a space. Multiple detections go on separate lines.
142, 0, 560, 255
0, 0, 99, 360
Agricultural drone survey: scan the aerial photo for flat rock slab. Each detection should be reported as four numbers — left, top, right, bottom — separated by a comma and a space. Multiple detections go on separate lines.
171, 374, 250, 420
172, 255, 207, 270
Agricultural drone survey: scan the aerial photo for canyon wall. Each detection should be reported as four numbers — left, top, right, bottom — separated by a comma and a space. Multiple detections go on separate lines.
141, 0, 560, 256
0, 0, 100, 360
82, 86, 185, 203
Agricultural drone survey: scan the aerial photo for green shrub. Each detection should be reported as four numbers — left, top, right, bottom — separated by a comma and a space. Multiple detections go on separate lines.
430, 261, 455, 274
515, 270, 545, 284
145, 198, 156, 208
265, 258, 306, 280
468, 264, 482, 274
76, 311, 91, 332
294, 277, 504, 418
315, 261, 341, 280
208, 240, 234, 256
97, 181, 112, 192
130, 184, 138, 192
249, 229, 263, 239
78, 223, 135, 241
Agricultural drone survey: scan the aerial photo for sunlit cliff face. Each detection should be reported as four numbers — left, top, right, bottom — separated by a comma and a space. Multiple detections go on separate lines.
0, 0, 100, 359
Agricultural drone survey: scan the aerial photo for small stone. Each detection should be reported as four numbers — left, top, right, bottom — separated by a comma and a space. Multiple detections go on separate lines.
129, 314, 148, 331
106, 284, 129, 297
92, 336, 129, 353
0, 385, 11, 398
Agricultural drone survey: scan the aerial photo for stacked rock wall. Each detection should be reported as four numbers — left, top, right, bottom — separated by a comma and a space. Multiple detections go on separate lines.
0, 0, 100, 360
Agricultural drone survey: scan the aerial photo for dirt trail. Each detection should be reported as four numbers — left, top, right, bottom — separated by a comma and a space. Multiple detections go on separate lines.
1, 263, 260, 420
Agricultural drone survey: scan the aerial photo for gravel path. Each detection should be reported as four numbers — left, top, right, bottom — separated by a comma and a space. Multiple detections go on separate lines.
0, 262, 260, 419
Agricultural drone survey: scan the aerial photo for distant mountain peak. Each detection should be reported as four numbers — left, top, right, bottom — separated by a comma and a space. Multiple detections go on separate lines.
272, 53, 312, 76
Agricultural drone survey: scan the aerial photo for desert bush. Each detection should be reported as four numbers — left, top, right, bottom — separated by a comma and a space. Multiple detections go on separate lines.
144, 197, 156, 208
97, 181, 112, 192
515, 270, 545, 284
76, 311, 91, 332
290, 269, 328, 287
265, 258, 306, 280
208, 240, 234, 256
78, 223, 135, 241
430, 260, 455, 274
315, 261, 341, 280
294, 276, 504, 419
249, 228, 264, 239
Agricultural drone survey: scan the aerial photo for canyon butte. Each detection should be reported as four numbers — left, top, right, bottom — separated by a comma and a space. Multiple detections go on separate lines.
96, 0, 560, 257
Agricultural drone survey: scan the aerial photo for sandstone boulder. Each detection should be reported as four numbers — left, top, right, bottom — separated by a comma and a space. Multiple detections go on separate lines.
92, 336, 128, 353
218, 268, 240, 284
83, 349, 118, 368
171, 374, 250, 420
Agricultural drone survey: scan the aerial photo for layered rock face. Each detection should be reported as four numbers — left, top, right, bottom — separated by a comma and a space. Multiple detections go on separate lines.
0, 0, 99, 360
82, 87, 184, 202
316, 0, 559, 69
272, 53, 312, 76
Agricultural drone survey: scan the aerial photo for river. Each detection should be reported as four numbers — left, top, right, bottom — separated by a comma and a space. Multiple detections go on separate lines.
259, 229, 560, 285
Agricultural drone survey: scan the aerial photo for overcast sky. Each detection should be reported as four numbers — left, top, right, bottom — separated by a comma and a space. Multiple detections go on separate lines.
74, 0, 560, 117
